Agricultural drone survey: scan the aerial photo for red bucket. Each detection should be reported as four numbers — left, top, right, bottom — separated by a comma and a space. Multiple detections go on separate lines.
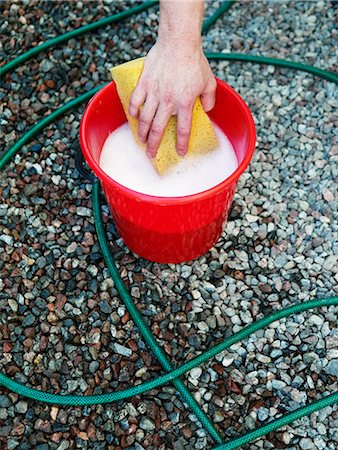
80, 78, 256, 263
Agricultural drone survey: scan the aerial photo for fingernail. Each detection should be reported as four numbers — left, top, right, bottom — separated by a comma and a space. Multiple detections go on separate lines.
177, 148, 187, 157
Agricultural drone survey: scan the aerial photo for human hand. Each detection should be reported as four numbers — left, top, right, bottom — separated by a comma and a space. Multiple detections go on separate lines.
128, 40, 216, 158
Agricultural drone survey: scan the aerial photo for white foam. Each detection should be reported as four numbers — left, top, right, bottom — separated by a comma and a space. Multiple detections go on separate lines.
99, 122, 238, 197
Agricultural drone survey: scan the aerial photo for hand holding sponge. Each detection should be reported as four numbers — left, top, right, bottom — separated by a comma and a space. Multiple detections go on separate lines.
110, 58, 218, 175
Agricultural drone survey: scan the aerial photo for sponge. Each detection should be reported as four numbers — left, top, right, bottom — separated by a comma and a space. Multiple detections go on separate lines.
110, 57, 218, 175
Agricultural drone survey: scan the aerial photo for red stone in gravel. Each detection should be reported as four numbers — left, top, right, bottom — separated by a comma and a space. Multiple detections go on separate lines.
6, 365, 21, 376
181, 427, 193, 439
24, 327, 35, 338
45, 79, 56, 89
213, 363, 225, 375
56, 141, 67, 152
127, 339, 138, 351
50, 432, 62, 443
229, 380, 241, 394
55, 294, 67, 312
121, 313, 130, 324
87, 423, 96, 438
3, 342, 12, 353
77, 431, 89, 441
40, 336, 49, 353
23, 338, 33, 348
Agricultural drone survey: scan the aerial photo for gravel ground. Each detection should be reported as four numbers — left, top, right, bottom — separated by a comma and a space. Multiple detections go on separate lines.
0, 1, 337, 449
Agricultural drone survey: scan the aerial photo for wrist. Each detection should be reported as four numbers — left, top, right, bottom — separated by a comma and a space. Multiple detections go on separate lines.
158, 0, 203, 52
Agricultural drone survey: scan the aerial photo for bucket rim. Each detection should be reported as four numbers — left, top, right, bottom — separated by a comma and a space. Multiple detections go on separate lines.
80, 77, 256, 205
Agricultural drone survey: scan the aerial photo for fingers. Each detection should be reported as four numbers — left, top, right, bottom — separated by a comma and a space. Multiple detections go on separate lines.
200, 78, 217, 112
138, 94, 158, 144
129, 83, 146, 119
176, 104, 193, 157
146, 104, 173, 159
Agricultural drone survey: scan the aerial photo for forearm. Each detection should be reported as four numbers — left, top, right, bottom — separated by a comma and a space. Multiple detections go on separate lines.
158, 0, 204, 50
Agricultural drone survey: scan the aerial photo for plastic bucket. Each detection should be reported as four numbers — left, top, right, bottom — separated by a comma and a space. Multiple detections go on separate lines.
80, 78, 256, 263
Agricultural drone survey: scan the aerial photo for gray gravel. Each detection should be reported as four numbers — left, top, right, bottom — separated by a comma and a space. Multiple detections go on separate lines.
1, 1, 337, 450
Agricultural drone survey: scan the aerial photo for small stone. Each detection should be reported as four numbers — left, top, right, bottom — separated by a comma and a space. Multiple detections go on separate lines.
89, 361, 99, 373
272, 94, 282, 107
139, 417, 155, 431
290, 388, 307, 404
87, 265, 98, 277
8, 299, 18, 312
99, 300, 112, 314
271, 379, 287, 390
181, 265, 192, 278
0, 235, 14, 246
52, 175, 61, 185
114, 343, 132, 357
257, 407, 269, 421
300, 437, 315, 449
246, 214, 259, 223
274, 254, 287, 268
66, 242, 77, 253
67, 380, 78, 392
0, 395, 12, 408
322, 255, 336, 271
308, 314, 324, 327
222, 355, 234, 367
22, 313, 36, 327
15, 401, 28, 414
322, 187, 334, 202
256, 354, 271, 363
189, 367, 202, 380
316, 423, 327, 435
325, 360, 338, 377
50, 406, 59, 421
77, 207, 91, 217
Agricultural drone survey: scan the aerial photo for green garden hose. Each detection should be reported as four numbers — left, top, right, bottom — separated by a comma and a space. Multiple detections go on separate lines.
0, 2, 337, 449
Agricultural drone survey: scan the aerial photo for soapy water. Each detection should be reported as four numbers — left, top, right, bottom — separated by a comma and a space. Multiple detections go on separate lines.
99, 122, 238, 197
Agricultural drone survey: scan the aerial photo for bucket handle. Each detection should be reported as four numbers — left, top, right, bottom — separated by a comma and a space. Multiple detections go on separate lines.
75, 147, 96, 183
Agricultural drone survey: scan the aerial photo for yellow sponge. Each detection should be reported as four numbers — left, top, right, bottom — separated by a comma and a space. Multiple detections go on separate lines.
110, 57, 218, 175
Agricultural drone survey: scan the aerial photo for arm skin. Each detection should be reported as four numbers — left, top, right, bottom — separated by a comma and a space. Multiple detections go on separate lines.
129, 0, 216, 158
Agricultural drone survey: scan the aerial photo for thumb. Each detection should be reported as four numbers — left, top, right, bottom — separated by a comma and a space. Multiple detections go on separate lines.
200, 81, 216, 112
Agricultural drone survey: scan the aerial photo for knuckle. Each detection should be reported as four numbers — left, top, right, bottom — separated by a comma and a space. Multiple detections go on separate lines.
150, 123, 163, 139
162, 92, 174, 107
177, 128, 190, 139
138, 116, 150, 128
130, 96, 140, 110
178, 97, 193, 111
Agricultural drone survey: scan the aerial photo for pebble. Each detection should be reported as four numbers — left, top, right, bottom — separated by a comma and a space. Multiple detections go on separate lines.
308, 314, 324, 327
274, 254, 287, 268
113, 343, 132, 357
15, 401, 28, 414
22, 313, 36, 327
222, 355, 235, 367
139, 417, 155, 431
0, 234, 14, 245
325, 360, 338, 377
0, 396, 12, 408
257, 407, 269, 421
300, 438, 315, 449
76, 207, 92, 217
66, 242, 78, 253
271, 380, 287, 390
189, 367, 202, 380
